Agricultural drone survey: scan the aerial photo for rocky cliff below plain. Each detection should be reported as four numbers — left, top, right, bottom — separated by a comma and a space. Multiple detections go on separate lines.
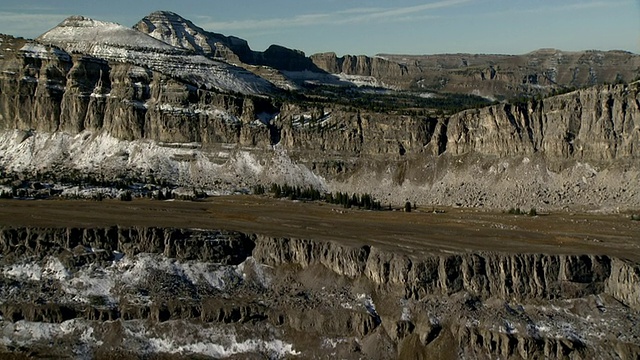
0, 224, 638, 359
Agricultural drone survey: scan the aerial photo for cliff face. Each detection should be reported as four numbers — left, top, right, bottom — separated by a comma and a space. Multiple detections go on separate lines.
0, 226, 638, 359
0, 36, 274, 145
310, 52, 410, 84
312, 50, 640, 99
275, 83, 640, 163
446, 84, 640, 161
252, 235, 636, 308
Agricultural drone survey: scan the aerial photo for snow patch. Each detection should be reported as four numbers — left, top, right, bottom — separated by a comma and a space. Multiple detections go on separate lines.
0, 129, 327, 194
123, 321, 299, 358
20, 42, 70, 61
357, 293, 379, 319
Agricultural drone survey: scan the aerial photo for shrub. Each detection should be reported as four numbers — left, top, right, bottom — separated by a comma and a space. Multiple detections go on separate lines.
507, 207, 538, 216
119, 190, 132, 201
631, 214, 640, 221
252, 184, 266, 195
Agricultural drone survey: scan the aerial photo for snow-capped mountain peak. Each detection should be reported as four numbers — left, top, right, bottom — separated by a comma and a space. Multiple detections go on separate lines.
34, 14, 276, 96
134, 10, 253, 63
37, 15, 182, 54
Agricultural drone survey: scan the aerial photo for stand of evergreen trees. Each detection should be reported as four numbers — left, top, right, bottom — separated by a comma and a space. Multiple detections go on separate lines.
324, 191, 382, 210
253, 183, 382, 210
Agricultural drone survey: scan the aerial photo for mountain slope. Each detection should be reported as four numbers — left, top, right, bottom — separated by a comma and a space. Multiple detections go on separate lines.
38, 15, 181, 54
134, 10, 254, 63
37, 16, 276, 95
135, 11, 319, 72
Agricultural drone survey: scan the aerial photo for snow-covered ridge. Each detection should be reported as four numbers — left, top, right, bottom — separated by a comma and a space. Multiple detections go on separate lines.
35, 16, 275, 95
136, 11, 224, 56
19, 43, 70, 61
38, 15, 180, 54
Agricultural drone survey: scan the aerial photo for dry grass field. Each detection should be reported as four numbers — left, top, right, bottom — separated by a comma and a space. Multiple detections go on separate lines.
0, 196, 638, 260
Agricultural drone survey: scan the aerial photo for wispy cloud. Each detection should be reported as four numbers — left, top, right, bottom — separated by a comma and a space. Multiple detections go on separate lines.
504, 0, 634, 15
199, 0, 470, 31
550, 0, 634, 11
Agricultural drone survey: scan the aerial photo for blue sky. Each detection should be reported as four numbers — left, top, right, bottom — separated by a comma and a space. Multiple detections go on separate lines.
0, 0, 638, 56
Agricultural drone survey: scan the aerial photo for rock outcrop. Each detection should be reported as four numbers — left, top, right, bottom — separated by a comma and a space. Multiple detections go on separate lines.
312, 50, 640, 99
0, 226, 638, 359
310, 52, 410, 83
0, 35, 276, 144
252, 235, 638, 309
445, 83, 640, 162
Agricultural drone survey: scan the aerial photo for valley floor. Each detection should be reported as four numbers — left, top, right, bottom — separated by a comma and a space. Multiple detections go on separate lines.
1, 196, 638, 261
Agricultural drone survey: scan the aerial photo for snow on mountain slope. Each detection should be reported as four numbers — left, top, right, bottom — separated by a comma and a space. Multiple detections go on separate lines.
0, 130, 327, 192
135, 11, 249, 59
37, 16, 180, 54
36, 16, 276, 95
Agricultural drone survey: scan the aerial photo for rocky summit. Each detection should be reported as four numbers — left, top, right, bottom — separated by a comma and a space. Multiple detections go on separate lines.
0, 9, 639, 360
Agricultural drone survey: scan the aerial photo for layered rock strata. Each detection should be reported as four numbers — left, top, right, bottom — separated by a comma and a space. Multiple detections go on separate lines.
0, 226, 639, 358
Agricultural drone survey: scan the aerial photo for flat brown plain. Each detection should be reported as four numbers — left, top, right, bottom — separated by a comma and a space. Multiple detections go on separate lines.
0, 197, 638, 260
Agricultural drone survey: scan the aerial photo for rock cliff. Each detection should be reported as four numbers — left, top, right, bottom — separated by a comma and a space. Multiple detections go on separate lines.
0, 226, 638, 358
0, 34, 276, 144
2, 31, 639, 209
445, 83, 640, 161
312, 50, 640, 99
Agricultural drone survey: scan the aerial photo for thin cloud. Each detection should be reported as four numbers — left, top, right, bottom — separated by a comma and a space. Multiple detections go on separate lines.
510, 0, 633, 15
200, 0, 470, 31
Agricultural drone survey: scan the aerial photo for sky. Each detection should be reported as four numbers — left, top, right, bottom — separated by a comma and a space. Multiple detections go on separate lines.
0, 0, 638, 56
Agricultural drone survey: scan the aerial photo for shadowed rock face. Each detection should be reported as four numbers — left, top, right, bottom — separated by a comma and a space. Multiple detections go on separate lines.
0, 226, 638, 358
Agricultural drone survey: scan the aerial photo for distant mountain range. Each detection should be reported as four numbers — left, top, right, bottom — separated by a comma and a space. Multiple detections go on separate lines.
35, 10, 640, 99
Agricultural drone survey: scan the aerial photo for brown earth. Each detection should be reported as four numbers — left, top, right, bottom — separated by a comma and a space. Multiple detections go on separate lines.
1, 196, 638, 261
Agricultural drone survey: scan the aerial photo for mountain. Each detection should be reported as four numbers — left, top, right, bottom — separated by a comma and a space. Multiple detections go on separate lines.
135, 11, 319, 72
1, 27, 639, 210
36, 16, 276, 96
134, 11, 254, 63
0, 11, 638, 210
133, 11, 640, 98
